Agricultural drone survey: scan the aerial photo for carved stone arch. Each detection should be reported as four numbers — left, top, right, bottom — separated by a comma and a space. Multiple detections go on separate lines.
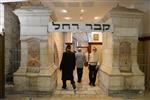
119, 41, 132, 72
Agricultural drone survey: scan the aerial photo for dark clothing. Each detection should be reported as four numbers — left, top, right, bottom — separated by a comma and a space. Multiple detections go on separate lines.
93, 67, 98, 85
89, 65, 98, 85
77, 68, 83, 82
60, 51, 76, 89
62, 79, 76, 89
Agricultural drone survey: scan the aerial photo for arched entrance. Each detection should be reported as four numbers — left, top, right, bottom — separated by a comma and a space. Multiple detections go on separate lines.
10, 5, 144, 97
52, 31, 104, 95
47, 20, 112, 94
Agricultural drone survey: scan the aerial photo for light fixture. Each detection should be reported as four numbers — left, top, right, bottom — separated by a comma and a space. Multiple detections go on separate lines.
80, 9, 84, 13
80, 16, 83, 20
61, 9, 68, 13
80, 12, 83, 21
64, 17, 72, 20
94, 16, 100, 20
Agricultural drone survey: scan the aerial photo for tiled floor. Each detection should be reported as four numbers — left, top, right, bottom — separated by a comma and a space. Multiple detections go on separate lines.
54, 67, 103, 96
2, 67, 150, 100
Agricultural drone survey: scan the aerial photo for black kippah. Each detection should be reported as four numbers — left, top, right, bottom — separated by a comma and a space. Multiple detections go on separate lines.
66, 45, 71, 49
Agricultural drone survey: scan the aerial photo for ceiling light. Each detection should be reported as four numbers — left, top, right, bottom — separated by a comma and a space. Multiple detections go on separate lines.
64, 17, 72, 20
94, 17, 100, 20
80, 9, 84, 13
80, 16, 83, 20
61, 9, 68, 13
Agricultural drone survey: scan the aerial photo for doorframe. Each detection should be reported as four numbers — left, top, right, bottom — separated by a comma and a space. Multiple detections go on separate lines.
139, 36, 150, 90
0, 31, 5, 98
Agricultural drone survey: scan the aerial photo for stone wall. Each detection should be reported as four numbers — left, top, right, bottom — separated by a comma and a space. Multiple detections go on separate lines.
138, 40, 150, 90
13, 6, 57, 93
4, 4, 20, 83
100, 5, 145, 95
134, 0, 150, 37
135, 0, 150, 90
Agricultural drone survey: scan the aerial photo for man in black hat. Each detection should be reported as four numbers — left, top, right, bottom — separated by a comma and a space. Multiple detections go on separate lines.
60, 45, 76, 90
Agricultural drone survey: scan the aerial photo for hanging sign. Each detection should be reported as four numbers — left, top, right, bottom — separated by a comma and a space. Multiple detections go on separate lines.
48, 22, 113, 32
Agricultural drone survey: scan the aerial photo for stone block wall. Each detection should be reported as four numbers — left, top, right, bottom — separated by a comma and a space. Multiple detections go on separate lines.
3, 4, 20, 82
138, 40, 150, 90
13, 6, 57, 93
100, 5, 145, 95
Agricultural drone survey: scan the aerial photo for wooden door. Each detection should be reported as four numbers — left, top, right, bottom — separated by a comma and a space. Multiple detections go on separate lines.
0, 33, 5, 98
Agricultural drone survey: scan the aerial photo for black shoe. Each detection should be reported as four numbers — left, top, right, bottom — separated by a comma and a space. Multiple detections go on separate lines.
62, 86, 67, 89
74, 89, 77, 94
72, 84, 76, 89
92, 84, 96, 86
89, 82, 92, 86
77, 80, 81, 83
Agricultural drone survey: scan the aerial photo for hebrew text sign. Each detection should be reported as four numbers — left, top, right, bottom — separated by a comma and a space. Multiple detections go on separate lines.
48, 22, 112, 32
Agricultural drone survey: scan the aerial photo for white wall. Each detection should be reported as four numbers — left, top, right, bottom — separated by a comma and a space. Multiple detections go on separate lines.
0, 4, 4, 33
135, 0, 150, 36
64, 32, 72, 43
53, 32, 64, 66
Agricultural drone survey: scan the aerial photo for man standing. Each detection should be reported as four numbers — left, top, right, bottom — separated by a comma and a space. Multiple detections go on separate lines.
75, 48, 86, 83
88, 47, 100, 86
60, 45, 76, 90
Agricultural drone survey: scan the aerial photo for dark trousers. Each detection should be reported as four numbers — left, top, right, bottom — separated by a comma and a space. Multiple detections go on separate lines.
62, 79, 76, 89
77, 68, 83, 82
89, 65, 98, 85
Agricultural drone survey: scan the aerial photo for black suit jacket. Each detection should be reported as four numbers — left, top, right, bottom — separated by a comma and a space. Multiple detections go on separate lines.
60, 51, 76, 80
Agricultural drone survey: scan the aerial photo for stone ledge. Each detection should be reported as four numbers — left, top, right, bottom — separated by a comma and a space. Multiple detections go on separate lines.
6, 90, 53, 96
100, 68, 144, 76
108, 90, 144, 97
100, 70, 145, 95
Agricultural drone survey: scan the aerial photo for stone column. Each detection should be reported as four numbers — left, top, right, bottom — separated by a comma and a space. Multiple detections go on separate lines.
100, 5, 145, 95
53, 32, 64, 66
13, 6, 57, 93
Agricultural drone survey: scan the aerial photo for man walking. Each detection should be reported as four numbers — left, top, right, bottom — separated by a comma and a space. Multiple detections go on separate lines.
60, 45, 76, 90
75, 48, 86, 83
88, 47, 100, 86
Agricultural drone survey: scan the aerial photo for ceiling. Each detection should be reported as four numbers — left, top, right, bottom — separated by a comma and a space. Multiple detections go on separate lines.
38, 0, 145, 22
28, 0, 146, 43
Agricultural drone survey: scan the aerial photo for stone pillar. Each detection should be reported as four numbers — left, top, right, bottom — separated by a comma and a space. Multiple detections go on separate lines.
53, 32, 64, 66
100, 5, 145, 95
13, 6, 57, 93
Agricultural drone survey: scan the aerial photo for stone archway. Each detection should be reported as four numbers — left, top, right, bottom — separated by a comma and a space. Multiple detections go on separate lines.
12, 5, 145, 96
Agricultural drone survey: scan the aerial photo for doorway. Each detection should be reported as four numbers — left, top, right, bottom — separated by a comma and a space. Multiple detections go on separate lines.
52, 31, 104, 95
0, 33, 5, 98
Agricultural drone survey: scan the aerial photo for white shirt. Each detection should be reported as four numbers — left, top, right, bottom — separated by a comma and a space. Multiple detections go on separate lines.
89, 52, 100, 66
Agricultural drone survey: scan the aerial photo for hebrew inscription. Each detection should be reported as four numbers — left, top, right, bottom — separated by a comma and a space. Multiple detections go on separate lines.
49, 22, 112, 32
